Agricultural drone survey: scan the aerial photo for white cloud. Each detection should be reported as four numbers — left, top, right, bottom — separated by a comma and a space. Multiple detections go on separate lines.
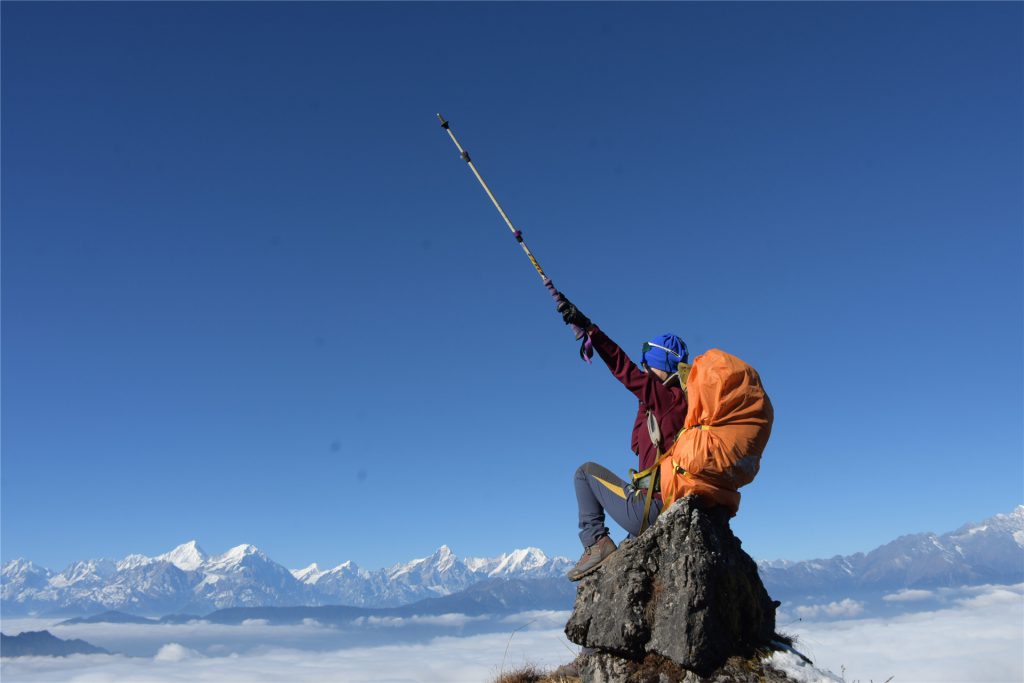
499, 610, 572, 629
351, 613, 488, 628
794, 598, 865, 620
153, 643, 200, 662
938, 583, 1022, 600
882, 588, 934, 602
409, 614, 488, 628
953, 585, 1023, 609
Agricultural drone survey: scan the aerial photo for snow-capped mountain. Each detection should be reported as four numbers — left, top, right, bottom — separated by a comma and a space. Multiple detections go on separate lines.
0, 559, 53, 610
188, 544, 309, 611
157, 540, 207, 571
378, 545, 477, 603
758, 505, 1024, 600
1, 541, 573, 616
292, 563, 325, 584
294, 559, 370, 606
465, 547, 563, 578
286, 544, 573, 608
48, 559, 117, 590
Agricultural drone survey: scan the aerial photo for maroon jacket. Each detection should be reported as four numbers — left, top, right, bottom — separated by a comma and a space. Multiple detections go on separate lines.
589, 326, 688, 477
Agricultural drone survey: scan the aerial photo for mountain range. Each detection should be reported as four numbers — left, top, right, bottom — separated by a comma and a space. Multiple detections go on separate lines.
3, 506, 1021, 618
1, 543, 572, 616
757, 504, 1024, 601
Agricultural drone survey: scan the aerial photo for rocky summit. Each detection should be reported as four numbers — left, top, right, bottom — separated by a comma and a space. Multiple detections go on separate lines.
565, 496, 782, 680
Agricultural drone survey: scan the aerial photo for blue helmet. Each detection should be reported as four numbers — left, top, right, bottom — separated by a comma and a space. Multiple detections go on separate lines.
641, 334, 689, 372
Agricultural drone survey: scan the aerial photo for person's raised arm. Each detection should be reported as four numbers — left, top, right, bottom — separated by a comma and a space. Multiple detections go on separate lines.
557, 296, 677, 411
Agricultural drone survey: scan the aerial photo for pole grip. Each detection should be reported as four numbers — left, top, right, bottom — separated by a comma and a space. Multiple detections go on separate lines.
544, 279, 594, 362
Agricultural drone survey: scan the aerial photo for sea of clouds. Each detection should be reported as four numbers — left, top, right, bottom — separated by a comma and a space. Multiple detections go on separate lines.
778, 584, 1024, 683
2, 585, 1021, 682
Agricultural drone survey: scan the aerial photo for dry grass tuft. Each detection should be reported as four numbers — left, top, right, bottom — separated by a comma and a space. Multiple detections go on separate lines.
492, 665, 549, 683
492, 663, 581, 683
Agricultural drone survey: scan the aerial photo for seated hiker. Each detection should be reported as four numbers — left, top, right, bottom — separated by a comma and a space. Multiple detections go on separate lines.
556, 296, 689, 581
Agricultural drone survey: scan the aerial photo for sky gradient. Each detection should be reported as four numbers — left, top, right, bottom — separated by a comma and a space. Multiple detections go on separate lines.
2, 2, 1022, 572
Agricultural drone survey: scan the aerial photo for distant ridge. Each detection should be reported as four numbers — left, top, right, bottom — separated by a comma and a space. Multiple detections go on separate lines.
58, 610, 158, 625
1, 630, 110, 658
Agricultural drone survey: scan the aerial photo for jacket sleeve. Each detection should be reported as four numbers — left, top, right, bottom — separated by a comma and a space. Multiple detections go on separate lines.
588, 325, 678, 414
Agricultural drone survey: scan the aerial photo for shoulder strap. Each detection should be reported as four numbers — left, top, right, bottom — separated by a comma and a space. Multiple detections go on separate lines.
640, 409, 666, 535
646, 409, 663, 451
640, 465, 660, 534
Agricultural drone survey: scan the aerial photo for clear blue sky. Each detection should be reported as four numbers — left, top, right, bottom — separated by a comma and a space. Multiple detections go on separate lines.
3, 2, 1021, 573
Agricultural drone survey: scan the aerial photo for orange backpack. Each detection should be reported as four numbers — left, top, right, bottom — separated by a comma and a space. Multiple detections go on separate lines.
659, 349, 773, 515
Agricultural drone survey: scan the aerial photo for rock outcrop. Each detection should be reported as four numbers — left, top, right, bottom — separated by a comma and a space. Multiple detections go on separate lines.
578, 652, 794, 683
565, 497, 780, 680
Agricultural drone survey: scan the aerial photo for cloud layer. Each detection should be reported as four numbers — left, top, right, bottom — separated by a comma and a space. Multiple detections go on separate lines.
0, 624, 577, 683
2, 586, 1021, 682
785, 584, 1024, 683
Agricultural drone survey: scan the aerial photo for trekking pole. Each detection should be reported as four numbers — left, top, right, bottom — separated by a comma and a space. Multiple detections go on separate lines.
437, 113, 593, 361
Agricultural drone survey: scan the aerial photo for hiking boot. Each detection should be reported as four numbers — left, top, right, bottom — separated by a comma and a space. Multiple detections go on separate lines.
567, 535, 616, 581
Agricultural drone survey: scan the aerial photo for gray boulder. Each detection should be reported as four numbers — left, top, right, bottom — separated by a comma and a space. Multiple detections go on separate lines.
565, 496, 780, 679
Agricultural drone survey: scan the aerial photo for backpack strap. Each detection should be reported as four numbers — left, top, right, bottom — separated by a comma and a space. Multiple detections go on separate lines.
640, 461, 661, 534
635, 424, 701, 532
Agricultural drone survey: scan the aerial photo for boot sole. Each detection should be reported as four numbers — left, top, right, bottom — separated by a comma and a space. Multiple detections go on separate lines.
566, 555, 611, 582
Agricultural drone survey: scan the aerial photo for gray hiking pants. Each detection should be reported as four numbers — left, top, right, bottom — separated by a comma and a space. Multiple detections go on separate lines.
574, 461, 662, 547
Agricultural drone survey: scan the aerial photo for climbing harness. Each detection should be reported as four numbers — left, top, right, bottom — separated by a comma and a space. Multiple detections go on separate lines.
438, 114, 593, 361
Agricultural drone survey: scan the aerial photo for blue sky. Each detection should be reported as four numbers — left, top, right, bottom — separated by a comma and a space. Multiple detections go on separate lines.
2, 2, 1021, 573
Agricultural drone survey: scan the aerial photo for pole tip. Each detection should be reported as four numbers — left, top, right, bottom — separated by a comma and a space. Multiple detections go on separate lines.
437, 113, 449, 128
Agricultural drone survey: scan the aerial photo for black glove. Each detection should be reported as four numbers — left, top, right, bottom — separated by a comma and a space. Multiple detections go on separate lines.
556, 297, 592, 330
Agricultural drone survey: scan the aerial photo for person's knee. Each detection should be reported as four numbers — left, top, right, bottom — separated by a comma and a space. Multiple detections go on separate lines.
575, 461, 598, 480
